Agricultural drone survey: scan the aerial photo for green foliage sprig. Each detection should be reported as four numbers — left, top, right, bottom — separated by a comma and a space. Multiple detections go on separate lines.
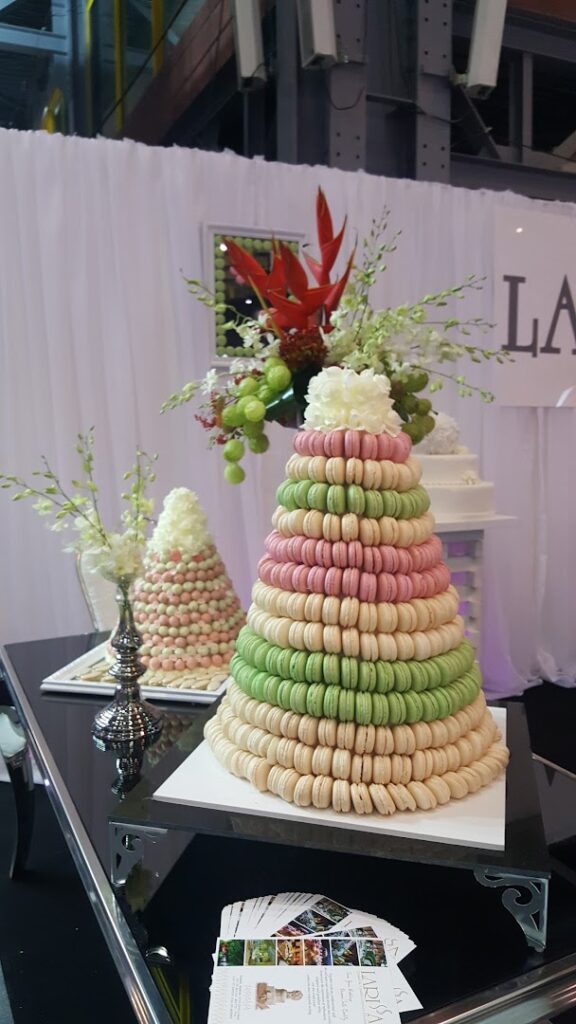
0, 429, 158, 580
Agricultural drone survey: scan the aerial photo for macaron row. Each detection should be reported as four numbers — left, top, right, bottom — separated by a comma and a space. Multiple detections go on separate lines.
264, 531, 443, 574
236, 627, 476, 691
257, 557, 451, 602
146, 545, 219, 572
251, 581, 459, 633
230, 661, 481, 725
285, 453, 421, 491
137, 603, 243, 636
205, 718, 508, 814
227, 681, 487, 752
272, 507, 435, 547
134, 592, 239, 622
246, 607, 464, 661
276, 480, 430, 521
293, 429, 412, 462
217, 701, 498, 783
141, 647, 233, 672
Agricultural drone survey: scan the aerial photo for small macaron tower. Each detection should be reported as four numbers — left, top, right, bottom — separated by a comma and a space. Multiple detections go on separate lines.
205, 368, 509, 814
132, 488, 245, 691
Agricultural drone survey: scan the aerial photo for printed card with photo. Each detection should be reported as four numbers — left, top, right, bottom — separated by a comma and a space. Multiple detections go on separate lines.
209, 957, 400, 1024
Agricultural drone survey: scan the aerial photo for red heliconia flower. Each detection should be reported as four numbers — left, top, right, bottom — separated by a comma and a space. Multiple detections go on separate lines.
224, 188, 355, 341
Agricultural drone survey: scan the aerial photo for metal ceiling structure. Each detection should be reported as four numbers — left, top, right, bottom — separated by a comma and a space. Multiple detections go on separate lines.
0, 1, 574, 203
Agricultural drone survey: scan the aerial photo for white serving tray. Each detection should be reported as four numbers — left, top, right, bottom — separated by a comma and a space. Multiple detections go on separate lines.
153, 709, 507, 851
41, 642, 229, 705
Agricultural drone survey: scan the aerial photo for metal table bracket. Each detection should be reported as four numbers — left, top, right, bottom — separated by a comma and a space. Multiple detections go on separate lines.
474, 868, 549, 952
110, 823, 168, 887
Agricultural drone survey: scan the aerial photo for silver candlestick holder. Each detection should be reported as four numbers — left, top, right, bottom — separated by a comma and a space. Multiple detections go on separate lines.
92, 576, 162, 786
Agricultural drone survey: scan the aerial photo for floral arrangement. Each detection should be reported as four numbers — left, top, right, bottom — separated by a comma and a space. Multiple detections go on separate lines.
147, 487, 210, 559
163, 189, 509, 483
0, 429, 157, 582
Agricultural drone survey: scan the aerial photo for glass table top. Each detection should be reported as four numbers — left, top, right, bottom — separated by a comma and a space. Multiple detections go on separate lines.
1, 633, 576, 1024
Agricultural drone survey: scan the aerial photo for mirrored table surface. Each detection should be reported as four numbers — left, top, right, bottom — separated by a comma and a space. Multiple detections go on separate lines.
1, 633, 576, 1024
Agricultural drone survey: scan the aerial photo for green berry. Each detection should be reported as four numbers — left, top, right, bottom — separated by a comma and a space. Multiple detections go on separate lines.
248, 434, 270, 454
405, 371, 430, 393
402, 394, 417, 413
420, 414, 436, 435
402, 421, 425, 444
224, 463, 246, 484
236, 376, 259, 397
266, 364, 292, 392
222, 403, 244, 428
256, 384, 275, 404
415, 398, 432, 415
264, 357, 284, 372
223, 439, 245, 462
244, 398, 266, 422
243, 419, 265, 438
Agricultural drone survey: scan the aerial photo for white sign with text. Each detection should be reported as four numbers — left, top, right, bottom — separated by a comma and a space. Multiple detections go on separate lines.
494, 206, 576, 406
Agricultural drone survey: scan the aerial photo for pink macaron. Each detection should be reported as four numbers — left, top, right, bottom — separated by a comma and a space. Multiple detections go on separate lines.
362, 547, 381, 575
288, 535, 306, 563
332, 541, 348, 568
302, 538, 318, 566
392, 432, 412, 463
376, 434, 394, 460
348, 541, 364, 568
308, 566, 328, 593
377, 573, 397, 602
316, 539, 334, 568
360, 434, 378, 460
379, 545, 400, 573
358, 573, 377, 603
395, 575, 414, 602
293, 564, 311, 592
341, 567, 360, 597
324, 430, 345, 458
396, 549, 412, 575
325, 566, 343, 596
344, 430, 361, 459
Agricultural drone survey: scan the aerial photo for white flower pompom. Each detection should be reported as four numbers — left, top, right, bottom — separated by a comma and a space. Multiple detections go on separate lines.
303, 367, 402, 435
417, 411, 464, 454
148, 488, 211, 559
92, 532, 145, 583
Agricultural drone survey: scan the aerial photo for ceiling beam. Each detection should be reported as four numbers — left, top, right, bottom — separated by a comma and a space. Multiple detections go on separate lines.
0, 23, 68, 56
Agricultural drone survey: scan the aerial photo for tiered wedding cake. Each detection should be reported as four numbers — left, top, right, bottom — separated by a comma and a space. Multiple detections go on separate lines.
417, 412, 495, 519
205, 371, 508, 815
132, 488, 245, 691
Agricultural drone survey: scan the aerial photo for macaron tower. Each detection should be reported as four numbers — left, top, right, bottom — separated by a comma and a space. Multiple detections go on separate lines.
205, 368, 509, 815
132, 488, 245, 691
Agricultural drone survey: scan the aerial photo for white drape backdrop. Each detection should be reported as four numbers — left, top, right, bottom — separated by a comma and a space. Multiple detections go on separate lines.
0, 129, 574, 696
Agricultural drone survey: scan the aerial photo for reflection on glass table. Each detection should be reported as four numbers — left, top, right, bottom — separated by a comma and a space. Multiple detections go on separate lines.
1, 633, 576, 1024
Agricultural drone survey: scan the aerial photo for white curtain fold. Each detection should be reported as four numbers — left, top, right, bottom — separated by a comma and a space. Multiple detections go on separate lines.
0, 129, 574, 696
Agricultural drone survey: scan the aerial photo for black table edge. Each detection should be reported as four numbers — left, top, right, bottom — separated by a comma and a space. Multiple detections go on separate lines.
0, 642, 172, 1024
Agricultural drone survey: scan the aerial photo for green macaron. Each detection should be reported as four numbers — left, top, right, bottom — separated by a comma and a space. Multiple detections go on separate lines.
306, 683, 326, 717
355, 691, 372, 725
308, 482, 329, 511
371, 692, 389, 725
323, 685, 341, 719
346, 485, 366, 515
327, 485, 346, 515
339, 688, 356, 722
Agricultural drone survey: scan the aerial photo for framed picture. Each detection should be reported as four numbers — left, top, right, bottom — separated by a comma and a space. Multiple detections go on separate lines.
206, 226, 305, 363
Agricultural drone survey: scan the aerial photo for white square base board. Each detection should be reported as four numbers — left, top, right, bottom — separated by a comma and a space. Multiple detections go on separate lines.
153, 708, 507, 852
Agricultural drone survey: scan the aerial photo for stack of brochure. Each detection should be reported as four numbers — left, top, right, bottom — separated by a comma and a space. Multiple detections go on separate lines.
208, 893, 421, 1023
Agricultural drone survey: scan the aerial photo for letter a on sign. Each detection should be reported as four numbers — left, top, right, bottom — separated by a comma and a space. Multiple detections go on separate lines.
494, 208, 576, 406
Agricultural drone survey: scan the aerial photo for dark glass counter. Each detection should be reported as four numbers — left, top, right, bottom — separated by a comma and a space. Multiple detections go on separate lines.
1, 633, 575, 1024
